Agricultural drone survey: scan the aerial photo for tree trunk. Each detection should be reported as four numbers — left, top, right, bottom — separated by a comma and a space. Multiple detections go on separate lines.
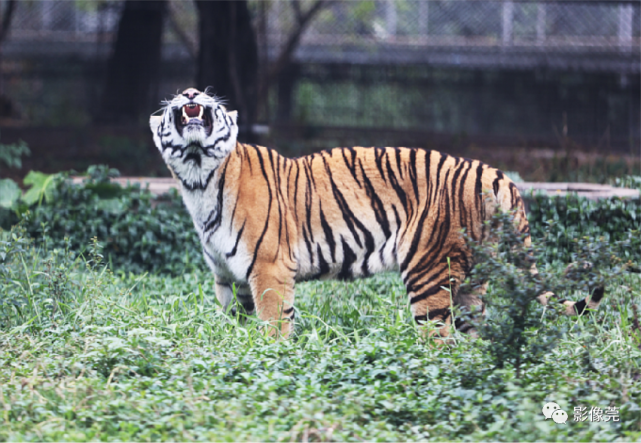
195, 1, 258, 142
0, 0, 16, 112
98, 0, 166, 125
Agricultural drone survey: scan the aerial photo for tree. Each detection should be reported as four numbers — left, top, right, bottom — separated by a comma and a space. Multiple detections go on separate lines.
195, 0, 328, 139
0, 0, 16, 117
98, 0, 166, 125
195, 1, 258, 140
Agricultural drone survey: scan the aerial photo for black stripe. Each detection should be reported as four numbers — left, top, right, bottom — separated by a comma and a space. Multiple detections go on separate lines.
205, 159, 230, 231
396, 148, 405, 180
202, 208, 217, 231
303, 163, 316, 245
324, 160, 363, 249
573, 299, 587, 315
245, 146, 273, 280
302, 227, 315, 266
385, 153, 408, 215
319, 203, 336, 262
177, 166, 218, 191
391, 204, 401, 260
341, 148, 362, 187
408, 148, 419, 201
226, 220, 246, 258
293, 163, 301, 224
492, 169, 505, 197
409, 277, 451, 305
317, 244, 330, 276
457, 161, 473, 230
184, 152, 201, 167
268, 149, 284, 261
338, 237, 356, 280
244, 144, 253, 173
428, 307, 451, 321
323, 157, 375, 273
374, 147, 387, 183
508, 181, 520, 210
404, 179, 453, 284
359, 162, 391, 239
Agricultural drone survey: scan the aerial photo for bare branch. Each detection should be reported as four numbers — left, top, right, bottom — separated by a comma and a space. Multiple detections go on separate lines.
267, 0, 327, 85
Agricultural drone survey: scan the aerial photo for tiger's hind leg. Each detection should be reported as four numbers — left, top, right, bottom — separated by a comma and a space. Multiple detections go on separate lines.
454, 281, 488, 335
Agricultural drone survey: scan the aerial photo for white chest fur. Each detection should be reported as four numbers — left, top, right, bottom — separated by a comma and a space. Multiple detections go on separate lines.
180, 184, 250, 284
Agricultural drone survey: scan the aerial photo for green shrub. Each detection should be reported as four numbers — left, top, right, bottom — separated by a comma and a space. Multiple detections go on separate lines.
527, 193, 641, 264
17, 166, 203, 275
463, 210, 566, 378
614, 174, 641, 191
465, 209, 638, 378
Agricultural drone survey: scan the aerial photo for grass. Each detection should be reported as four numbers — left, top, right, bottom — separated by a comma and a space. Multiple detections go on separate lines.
1, 237, 640, 442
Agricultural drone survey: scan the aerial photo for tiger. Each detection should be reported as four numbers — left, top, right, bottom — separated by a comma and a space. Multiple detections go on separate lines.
149, 87, 604, 340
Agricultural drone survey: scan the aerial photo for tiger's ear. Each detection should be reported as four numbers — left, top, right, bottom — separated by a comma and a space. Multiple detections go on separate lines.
227, 110, 238, 125
149, 115, 162, 134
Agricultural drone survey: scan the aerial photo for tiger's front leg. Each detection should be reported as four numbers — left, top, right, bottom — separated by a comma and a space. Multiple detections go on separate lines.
248, 263, 296, 338
214, 278, 255, 316
405, 258, 466, 344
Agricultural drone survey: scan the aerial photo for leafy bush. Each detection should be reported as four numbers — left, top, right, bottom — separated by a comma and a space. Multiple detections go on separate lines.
462, 210, 565, 378
465, 209, 638, 378
16, 166, 203, 275
527, 193, 641, 264
0, 138, 30, 211
614, 174, 641, 191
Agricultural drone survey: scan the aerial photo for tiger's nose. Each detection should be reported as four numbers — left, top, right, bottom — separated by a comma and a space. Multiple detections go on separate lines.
182, 88, 200, 100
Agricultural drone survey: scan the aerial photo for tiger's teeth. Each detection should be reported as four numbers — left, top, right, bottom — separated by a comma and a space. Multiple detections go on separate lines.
198, 106, 203, 119
182, 106, 189, 121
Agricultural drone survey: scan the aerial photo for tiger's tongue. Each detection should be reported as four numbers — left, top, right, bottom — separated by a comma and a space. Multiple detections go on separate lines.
185, 105, 200, 118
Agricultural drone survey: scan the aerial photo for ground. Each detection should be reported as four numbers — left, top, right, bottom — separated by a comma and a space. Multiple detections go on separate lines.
1, 268, 639, 441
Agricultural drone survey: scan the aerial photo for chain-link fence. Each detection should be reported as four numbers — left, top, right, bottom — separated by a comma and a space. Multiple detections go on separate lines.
0, 0, 639, 153
268, 1, 640, 72
6, 1, 639, 69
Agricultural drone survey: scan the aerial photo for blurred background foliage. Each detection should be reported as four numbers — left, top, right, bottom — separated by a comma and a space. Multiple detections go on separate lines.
0, 0, 637, 181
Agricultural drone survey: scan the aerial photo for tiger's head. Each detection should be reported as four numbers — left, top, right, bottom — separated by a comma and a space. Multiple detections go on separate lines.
149, 87, 238, 190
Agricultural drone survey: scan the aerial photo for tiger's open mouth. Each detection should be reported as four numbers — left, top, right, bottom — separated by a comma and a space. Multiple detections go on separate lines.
174, 104, 213, 137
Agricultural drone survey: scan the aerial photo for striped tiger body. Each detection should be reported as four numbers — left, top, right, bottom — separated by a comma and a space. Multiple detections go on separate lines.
150, 88, 602, 340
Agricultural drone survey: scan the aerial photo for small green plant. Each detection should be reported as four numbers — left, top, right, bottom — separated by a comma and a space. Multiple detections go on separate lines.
0, 138, 30, 210
614, 174, 641, 191
463, 210, 566, 377
465, 209, 639, 378
0, 221, 77, 330
0, 138, 29, 172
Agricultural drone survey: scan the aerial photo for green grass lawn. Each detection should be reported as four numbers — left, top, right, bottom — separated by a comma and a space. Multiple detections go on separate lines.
1, 246, 640, 442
